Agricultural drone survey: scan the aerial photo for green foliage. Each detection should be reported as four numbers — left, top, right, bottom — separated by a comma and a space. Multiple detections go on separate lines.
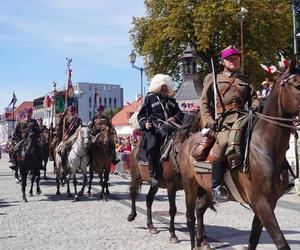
130, 0, 293, 88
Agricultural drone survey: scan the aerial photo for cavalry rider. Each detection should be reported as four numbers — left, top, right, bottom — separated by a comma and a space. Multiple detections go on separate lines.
58, 106, 82, 167
137, 74, 183, 186
89, 105, 120, 165
200, 46, 260, 203
10, 107, 42, 169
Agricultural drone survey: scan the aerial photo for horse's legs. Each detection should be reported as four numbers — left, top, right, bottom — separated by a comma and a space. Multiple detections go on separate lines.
20, 164, 28, 202
66, 172, 71, 198
184, 180, 198, 250
79, 171, 87, 196
104, 168, 110, 195
88, 166, 93, 194
99, 171, 105, 199
29, 172, 35, 197
73, 173, 79, 201
248, 215, 263, 250
36, 169, 41, 194
127, 175, 142, 222
195, 187, 211, 250
251, 200, 290, 250
56, 170, 61, 195
146, 185, 159, 234
167, 182, 179, 243
44, 160, 48, 180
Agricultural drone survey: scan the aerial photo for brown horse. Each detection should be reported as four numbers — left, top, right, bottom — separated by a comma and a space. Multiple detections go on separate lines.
127, 112, 200, 242
87, 126, 113, 200
40, 128, 50, 180
179, 61, 300, 250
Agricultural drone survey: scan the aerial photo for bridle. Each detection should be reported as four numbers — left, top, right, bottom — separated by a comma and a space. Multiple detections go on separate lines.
254, 73, 300, 131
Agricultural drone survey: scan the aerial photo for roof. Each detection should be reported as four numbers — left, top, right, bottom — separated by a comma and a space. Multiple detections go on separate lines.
111, 98, 142, 126
6, 101, 33, 121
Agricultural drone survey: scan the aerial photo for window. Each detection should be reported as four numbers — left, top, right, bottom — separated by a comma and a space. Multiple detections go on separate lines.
104, 98, 107, 107
89, 112, 92, 120
99, 97, 102, 105
109, 98, 112, 108
114, 98, 117, 109
89, 97, 92, 108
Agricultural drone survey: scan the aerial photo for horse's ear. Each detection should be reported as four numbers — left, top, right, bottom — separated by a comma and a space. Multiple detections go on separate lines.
288, 56, 297, 74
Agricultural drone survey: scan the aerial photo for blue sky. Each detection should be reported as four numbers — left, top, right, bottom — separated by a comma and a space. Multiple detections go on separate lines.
0, 0, 146, 111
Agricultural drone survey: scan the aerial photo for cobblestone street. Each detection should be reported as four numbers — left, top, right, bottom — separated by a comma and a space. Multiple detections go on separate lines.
0, 154, 300, 250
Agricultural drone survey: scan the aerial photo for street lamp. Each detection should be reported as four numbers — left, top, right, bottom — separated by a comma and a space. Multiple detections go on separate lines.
128, 51, 154, 101
237, 7, 248, 73
129, 51, 144, 101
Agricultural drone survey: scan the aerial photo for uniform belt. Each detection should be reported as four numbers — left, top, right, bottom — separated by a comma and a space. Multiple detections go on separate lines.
217, 103, 244, 113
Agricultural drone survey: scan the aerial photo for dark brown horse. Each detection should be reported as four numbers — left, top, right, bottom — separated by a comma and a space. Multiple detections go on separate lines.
127, 112, 200, 242
179, 62, 300, 250
88, 126, 113, 200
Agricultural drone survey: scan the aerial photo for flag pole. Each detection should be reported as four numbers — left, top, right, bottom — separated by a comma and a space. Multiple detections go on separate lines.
62, 57, 72, 142
49, 81, 57, 156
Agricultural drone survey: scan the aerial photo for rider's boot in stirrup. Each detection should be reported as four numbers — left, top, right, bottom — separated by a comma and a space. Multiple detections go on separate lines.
211, 160, 229, 203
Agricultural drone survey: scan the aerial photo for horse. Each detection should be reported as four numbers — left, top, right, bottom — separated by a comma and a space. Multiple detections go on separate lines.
127, 112, 200, 242
40, 128, 50, 180
17, 135, 42, 202
87, 126, 113, 201
178, 61, 300, 250
55, 125, 90, 201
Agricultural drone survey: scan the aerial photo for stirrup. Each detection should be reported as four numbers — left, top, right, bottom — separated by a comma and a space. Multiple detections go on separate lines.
212, 185, 229, 203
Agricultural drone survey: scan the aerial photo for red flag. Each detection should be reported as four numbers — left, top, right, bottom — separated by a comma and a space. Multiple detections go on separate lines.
43, 95, 52, 108
67, 68, 74, 97
279, 52, 289, 69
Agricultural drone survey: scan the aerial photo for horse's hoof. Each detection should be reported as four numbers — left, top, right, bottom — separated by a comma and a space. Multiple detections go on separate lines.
29, 191, 33, 197
22, 196, 28, 202
195, 245, 212, 250
127, 213, 137, 222
36, 188, 41, 195
149, 227, 158, 234
87, 191, 91, 195
106, 190, 110, 195
56, 191, 60, 195
169, 236, 179, 244
75, 195, 79, 201
78, 191, 83, 196
44, 176, 47, 180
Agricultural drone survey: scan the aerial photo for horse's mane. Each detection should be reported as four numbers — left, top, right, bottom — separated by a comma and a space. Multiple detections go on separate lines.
176, 111, 201, 143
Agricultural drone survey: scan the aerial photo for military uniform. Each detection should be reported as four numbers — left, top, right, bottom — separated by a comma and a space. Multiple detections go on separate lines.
200, 68, 260, 162
89, 112, 119, 165
12, 117, 42, 169
137, 92, 183, 181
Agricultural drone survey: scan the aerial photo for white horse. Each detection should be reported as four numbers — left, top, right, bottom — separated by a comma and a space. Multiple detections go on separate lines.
55, 125, 91, 201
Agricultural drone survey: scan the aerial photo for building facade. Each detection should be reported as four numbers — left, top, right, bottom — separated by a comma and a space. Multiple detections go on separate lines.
32, 82, 123, 127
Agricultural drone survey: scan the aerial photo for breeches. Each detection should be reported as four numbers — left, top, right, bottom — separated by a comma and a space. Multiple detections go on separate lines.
210, 129, 230, 161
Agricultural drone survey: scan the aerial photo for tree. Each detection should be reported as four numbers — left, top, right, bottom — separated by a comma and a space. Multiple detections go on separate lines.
130, 0, 293, 87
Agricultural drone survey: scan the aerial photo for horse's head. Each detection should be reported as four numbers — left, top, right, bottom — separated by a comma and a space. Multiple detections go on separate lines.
276, 58, 300, 116
79, 126, 91, 147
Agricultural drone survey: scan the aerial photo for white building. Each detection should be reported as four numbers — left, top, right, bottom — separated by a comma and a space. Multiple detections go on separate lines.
74, 82, 123, 123
32, 82, 124, 127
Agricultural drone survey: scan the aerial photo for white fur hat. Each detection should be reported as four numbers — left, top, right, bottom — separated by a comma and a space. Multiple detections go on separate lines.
148, 74, 174, 96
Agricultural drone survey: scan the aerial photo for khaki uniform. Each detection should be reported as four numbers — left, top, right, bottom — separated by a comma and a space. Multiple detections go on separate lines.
200, 69, 260, 161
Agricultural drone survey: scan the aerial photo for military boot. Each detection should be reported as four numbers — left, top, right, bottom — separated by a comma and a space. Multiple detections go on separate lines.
211, 160, 229, 203
147, 155, 159, 187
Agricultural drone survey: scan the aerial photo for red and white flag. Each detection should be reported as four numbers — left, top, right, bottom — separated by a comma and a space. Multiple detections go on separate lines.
43, 95, 52, 108
260, 64, 277, 74
279, 52, 289, 69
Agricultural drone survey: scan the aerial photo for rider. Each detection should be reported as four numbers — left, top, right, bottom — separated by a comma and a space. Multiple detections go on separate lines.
10, 107, 42, 169
89, 105, 120, 165
137, 74, 183, 186
200, 46, 260, 203
58, 106, 82, 167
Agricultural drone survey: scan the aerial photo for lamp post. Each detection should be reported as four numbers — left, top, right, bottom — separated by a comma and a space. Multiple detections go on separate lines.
292, 0, 299, 57
128, 51, 154, 102
237, 7, 248, 73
